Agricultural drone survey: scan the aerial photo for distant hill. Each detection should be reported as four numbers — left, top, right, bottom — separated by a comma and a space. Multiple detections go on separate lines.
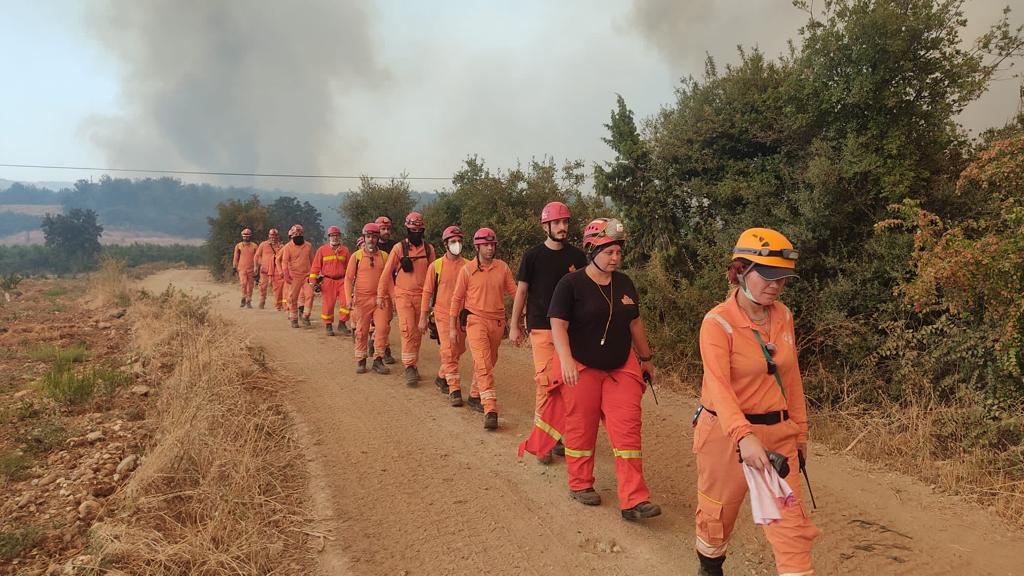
0, 176, 436, 243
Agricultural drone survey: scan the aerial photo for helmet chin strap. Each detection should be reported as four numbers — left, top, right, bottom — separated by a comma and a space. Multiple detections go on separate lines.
739, 266, 763, 306
545, 223, 565, 243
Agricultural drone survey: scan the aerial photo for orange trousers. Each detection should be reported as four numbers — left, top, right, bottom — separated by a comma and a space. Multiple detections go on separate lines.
353, 295, 389, 360
259, 272, 285, 309
238, 269, 255, 299
558, 353, 650, 510
287, 280, 313, 320
466, 315, 504, 413
529, 330, 555, 419
395, 295, 424, 367
693, 412, 819, 574
436, 312, 467, 394
318, 278, 350, 324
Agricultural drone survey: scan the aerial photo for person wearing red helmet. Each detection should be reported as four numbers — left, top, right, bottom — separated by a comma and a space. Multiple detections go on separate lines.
310, 225, 352, 337
509, 201, 587, 463
254, 229, 285, 310
519, 217, 661, 522
280, 224, 314, 328
378, 211, 436, 386
374, 215, 398, 365
345, 223, 392, 374
450, 227, 516, 429
419, 225, 471, 406
232, 228, 258, 308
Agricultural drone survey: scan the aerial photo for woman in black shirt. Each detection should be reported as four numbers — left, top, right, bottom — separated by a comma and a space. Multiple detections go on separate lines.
546, 217, 661, 521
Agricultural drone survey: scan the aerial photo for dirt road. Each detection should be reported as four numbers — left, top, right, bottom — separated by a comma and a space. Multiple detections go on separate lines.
141, 270, 1024, 576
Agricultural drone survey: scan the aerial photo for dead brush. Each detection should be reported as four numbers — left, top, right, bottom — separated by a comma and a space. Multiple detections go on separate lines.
808, 366, 1024, 527
92, 288, 314, 574
90, 255, 132, 308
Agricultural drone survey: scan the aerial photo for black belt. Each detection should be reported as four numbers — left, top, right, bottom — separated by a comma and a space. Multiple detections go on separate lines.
323, 274, 344, 280
704, 406, 789, 425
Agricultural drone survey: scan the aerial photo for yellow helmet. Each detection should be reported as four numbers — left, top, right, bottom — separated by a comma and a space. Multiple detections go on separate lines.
732, 227, 798, 275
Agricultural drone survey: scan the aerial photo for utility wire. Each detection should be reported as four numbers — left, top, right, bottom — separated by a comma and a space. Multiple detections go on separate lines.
0, 163, 452, 181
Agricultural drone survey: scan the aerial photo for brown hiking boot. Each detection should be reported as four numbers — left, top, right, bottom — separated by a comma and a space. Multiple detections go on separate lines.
537, 451, 554, 465
483, 411, 498, 430
240, 297, 246, 307
372, 357, 390, 375
404, 365, 419, 387
259, 299, 266, 309
448, 390, 463, 407
621, 501, 661, 521
570, 488, 601, 506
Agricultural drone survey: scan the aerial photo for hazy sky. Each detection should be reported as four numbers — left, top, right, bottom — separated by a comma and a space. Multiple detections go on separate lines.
1, 0, 1021, 193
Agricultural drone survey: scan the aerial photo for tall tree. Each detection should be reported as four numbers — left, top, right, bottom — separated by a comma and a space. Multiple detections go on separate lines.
204, 195, 268, 280
40, 208, 103, 273
267, 196, 325, 246
339, 177, 416, 241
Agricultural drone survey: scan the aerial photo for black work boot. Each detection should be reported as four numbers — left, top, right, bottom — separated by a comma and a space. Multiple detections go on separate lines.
291, 318, 299, 329
303, 316, 312, 327
448, 390, 463, 407
245, 299, 252, 308
553, 440, 565, 457
325, 323, 335, 336
337, 322, 352, 337
434, 375, 447, 392
368, 339, 375, 357
697, 553, 725, 576
483, 411, 498, 430
372, 357, 390, 375
569, 488, 601, 506
466, 396, 484, 413
404, 365, 419, 387
621, 501, 662, 521
240, 297, 246, 307
383, 346, 396, 365
356, 359, 367, 374
298, 305, 304, 318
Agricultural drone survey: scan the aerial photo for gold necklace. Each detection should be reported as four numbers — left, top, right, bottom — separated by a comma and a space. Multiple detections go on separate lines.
593, 274, 614, 346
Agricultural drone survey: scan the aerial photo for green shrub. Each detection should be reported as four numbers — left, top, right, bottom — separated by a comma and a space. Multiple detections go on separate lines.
38, 362, 127, 406
16, 420, 67, 454
0, 526, 42, 561
27, 342, 88, 363
0, 452, 32, 482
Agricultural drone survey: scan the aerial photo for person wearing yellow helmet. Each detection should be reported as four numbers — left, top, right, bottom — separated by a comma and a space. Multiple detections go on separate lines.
692, 228, 818, 576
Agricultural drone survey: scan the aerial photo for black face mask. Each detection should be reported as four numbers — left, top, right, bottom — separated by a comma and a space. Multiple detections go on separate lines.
293, 236, 305, 245
407, 230, 424, 246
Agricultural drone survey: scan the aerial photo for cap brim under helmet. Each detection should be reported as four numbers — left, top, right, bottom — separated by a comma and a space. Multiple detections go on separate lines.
750, 263, 799, 281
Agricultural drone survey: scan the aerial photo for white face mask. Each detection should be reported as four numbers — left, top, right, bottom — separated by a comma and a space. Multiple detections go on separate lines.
448, 241, 462, 256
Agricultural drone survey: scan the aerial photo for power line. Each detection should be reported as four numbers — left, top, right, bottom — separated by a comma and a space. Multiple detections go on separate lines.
0, 163, 452, 181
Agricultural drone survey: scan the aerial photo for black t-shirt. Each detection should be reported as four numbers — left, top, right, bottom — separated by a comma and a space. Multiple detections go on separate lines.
378, 238, 397, 255
548, 269, 640, 370
516, 244, 588, 330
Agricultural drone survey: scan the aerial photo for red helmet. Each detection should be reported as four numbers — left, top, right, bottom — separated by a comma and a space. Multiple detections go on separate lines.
374, 216, 392, 227
361, 222, 381, 236
288, 224, 305, 237
442, 225, 464, 242
268, 228, 279, 238
404, 212, 425, 231
356, 236, 365, 247
241, 228, 252, 237
327, 225, 342, 236
473, 227, 497, 246
582, 218, 625, 253
541, 201, 571, 224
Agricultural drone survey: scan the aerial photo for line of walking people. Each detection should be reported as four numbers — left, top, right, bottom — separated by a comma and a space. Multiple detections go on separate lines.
230, 206, 818, 575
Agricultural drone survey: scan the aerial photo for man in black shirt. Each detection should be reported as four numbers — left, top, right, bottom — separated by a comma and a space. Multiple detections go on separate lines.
509, 201, 587, 463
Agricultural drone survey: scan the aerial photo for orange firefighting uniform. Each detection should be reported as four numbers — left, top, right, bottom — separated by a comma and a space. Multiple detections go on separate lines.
421, 255, 470, 394
378, 242, 435, 367
232, 240, 257, 299
255, 239, 285, 309
279, 241, 314, 321
449, 258, 516, 413
310, 243, 351, 325
519, 351, 651, 510
345, 248, 390, 360
695, 292, 818, 575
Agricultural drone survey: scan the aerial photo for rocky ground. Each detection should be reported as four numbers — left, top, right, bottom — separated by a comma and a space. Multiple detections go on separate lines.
1, 277, 152, 575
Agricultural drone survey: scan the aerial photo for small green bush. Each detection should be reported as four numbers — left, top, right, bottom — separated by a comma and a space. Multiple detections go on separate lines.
0, 526, 42, 561
15, 420, 66, 454
27, 342, 88, 363
0, 452, 32, 482
39, 362, 129, 406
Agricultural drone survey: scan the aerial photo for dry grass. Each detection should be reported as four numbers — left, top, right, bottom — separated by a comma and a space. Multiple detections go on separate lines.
90, 255, 132, 308
807, 367, 1024, 527
92, 286, 315, 575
